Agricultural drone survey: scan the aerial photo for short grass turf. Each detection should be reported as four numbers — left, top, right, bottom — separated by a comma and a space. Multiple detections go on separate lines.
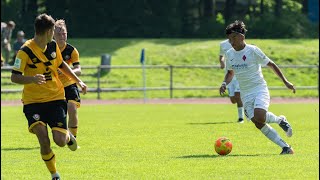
1, 103, 319, 179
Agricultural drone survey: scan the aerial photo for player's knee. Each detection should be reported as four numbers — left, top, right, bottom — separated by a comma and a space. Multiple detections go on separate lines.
67, 103, 78, 114
53, 135, 67, 147
252, 119, 265, 129
229, 97, 237, 104
234, 93, 242, 102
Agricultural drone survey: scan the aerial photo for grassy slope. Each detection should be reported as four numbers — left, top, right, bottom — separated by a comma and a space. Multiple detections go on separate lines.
1, 103, 319, 179
1, 39, 319, 100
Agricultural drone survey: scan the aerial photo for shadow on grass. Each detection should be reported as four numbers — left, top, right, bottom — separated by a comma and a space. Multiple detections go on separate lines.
176, 154, 276, 159
1, 147, 39, 151
187, 121, 236, 125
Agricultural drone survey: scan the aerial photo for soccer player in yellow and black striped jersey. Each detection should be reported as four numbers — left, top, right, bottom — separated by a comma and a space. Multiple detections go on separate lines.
11, 14, 87, 180
54, 19, 81, 139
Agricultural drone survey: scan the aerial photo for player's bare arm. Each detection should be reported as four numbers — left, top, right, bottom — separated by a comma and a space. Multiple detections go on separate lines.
267, 61, 296, 93
219, 55, 225, 69
72, 64, 81, 76
59, 61, 87, 94
219, 70, 234, 96
11, 73, 46, 85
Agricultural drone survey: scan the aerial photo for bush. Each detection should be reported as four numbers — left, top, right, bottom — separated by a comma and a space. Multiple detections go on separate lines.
247, 12, 319, 39
197, 18, 225, 38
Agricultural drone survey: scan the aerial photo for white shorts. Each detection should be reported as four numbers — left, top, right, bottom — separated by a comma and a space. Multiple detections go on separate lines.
242, 90, 270, 120
227, 79, 240, 97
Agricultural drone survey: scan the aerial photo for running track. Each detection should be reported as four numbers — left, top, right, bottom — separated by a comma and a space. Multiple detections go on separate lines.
1, 97, 318, 106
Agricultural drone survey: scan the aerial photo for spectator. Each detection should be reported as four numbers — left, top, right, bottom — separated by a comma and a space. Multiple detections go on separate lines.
1, 21, 16, 65
1, 52, 4, 67
11, 30, 26, 65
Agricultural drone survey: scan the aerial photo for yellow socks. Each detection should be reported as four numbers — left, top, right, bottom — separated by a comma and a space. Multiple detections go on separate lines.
69, 126, 78, 138
41, 150, 56, 174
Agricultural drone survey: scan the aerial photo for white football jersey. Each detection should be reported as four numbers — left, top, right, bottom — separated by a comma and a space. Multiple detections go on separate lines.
225, 44, 272, 95
219, 39, 233, 56
219, 39, 236, 80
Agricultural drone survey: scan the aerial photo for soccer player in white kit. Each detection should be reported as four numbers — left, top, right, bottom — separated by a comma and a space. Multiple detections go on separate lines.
219, 37, 244, 123
219, 20, 295, 155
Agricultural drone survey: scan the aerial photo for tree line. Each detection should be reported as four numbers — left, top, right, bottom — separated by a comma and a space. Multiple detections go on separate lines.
1, 0, 318, 39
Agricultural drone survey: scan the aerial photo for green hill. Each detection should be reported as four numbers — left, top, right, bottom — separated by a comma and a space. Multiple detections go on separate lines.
1, 39, 319, 100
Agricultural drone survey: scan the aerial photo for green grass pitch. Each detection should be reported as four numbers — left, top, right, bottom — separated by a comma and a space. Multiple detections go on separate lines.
1, 103, 319, 179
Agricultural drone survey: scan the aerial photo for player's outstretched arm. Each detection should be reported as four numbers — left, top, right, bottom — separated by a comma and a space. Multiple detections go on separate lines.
59, 61, 87, 94
219, 70, 234, 96
267, 61, 296, 93
72, 64, 81, 76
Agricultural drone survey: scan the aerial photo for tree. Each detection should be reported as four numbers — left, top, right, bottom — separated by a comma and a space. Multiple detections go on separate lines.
202, 0, 215, 18
224, 0, 236, 25
20, 0, 38, 37
260, 0, 264, 15
275, 0, 283, 17
301, 0, 308, 14
180, 0, 201, 37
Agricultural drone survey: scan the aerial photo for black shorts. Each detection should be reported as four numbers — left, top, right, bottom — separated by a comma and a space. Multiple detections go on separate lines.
64, 83, 81, 107
23, 100, 67, 133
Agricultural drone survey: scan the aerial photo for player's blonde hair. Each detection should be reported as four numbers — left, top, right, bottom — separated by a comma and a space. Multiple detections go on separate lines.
55, 19, 67, 32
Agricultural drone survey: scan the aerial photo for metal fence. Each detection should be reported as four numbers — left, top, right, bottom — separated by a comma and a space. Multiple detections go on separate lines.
1, 65, 319, 99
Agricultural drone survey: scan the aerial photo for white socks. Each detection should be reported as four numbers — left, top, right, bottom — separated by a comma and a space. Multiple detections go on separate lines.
265, 112, 280, 124
238, 107, 244, 119
260, 124, 289, 148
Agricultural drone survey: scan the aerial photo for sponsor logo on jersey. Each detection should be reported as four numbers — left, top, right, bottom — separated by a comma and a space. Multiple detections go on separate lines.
14, 58, 21, 69
232, 64, 248, 70
57, 122, 64, 127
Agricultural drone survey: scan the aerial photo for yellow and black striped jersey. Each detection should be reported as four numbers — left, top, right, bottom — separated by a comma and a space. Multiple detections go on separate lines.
58, 43, 80, 87
12, 39, 65, 105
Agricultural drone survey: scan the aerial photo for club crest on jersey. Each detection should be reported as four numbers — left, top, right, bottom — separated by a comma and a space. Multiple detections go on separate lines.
33, 114, 40, 121
64, 55, 70, 60
242, 55, 246, 61
51, 52, 56, 59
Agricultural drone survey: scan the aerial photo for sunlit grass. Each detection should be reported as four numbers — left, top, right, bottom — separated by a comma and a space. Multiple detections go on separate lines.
1, 38, 318, 100
1, 103, 319, 179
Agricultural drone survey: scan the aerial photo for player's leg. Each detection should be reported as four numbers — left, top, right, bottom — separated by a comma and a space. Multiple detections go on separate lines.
234, 80, 244, 122
251, 91, 293, 154
4, 44, 10, 65
234, 92, 244, 122
265, 112, 293, 137
23, 103, 60, 179
228, 88, 237, 105
32, 124, 60, 179
67, 102, 79, 137
48, 100, 79, 151
228, 81, 244, 123
65, 84, 81, 138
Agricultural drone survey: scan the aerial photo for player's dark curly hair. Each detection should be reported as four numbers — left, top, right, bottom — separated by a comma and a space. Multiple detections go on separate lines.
225, 20, 247, 35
